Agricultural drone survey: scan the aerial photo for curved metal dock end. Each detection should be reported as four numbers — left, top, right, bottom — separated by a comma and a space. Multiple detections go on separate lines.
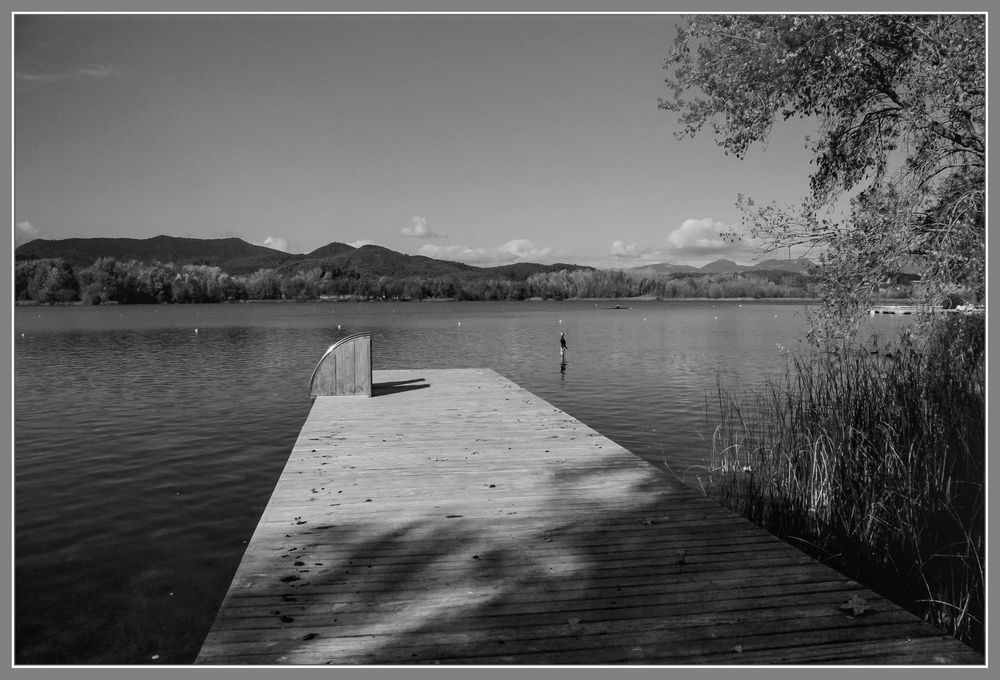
308, 332, 373, 397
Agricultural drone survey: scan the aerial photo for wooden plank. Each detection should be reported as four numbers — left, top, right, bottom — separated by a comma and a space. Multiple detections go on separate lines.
333, 341, 354, 394
355, 334, 371, 394
196, 368, 983, 666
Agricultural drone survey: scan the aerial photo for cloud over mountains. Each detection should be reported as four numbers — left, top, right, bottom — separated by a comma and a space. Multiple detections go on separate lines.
15, 221, 49, 247
401, 216, 444, 239
418, 238, 551, 265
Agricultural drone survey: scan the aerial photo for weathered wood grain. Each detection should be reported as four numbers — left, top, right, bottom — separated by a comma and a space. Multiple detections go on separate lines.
308, 333, 372, 397
196, 368, 983, 666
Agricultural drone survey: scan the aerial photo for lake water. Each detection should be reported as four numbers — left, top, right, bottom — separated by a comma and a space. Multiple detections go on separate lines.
13, 299, 911, 664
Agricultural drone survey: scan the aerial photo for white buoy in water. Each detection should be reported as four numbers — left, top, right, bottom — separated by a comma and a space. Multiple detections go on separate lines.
194, 328, 198, 334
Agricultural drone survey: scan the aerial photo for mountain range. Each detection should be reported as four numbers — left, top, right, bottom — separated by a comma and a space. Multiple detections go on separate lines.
15, 235, 818, 278
14, 236, 594, 280
630, 257, 816, 275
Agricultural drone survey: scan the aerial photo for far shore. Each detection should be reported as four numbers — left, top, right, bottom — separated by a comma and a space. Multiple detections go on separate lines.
15, 296, 826, 307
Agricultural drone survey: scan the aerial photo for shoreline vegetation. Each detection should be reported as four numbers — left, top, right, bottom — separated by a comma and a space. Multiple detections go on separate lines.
14, 295, 825, 306
14, 255, 923, 306
698, 315, 985, 652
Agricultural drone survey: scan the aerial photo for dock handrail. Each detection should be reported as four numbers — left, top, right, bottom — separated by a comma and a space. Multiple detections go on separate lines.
308, 332, 373, 397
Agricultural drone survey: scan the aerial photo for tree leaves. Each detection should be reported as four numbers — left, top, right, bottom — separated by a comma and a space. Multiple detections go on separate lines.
662, 15, 985, 341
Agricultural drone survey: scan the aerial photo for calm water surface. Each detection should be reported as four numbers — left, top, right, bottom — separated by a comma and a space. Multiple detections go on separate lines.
13, 299, 909, 664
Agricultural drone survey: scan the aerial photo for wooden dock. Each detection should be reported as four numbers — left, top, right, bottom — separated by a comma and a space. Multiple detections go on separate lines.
196, 369, 983, 665
869, 304, 981, 315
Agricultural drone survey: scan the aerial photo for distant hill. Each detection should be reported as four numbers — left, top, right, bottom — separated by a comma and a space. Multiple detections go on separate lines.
633, 257, 816, 275
629, 262, 698, 274
698, 259, 751, 273
15, 235, 299, 275
278, 244, 482, 279
485, 262, 595, 281
14, 235, 592, 281
749, 257, 817, 273
304, 242, 357, 259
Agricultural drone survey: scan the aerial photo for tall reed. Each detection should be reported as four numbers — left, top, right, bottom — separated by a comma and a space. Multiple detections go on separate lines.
704, 315, 985, 650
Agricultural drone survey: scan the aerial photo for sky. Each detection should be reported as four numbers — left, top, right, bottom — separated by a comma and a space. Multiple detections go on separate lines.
14, 13, 823, 269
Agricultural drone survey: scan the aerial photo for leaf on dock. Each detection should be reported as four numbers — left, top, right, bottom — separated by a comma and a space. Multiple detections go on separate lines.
839, 595, 869, 616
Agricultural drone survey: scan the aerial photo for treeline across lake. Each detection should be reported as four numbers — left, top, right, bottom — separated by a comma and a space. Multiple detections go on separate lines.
13, 256, 831, 305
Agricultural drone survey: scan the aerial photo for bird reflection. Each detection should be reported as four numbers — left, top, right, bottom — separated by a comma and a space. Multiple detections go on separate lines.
560, 359, 567, 381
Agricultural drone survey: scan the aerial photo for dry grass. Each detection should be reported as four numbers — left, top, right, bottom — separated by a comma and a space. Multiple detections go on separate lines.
703, 316, 985, 650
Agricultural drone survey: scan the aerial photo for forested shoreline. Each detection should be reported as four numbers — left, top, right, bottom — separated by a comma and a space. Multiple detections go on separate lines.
14, 256, 840, 304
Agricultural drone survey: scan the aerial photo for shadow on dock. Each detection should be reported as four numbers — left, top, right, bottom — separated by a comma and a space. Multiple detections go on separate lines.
372, 378, 430, 397
198, 368, 983, 666
200, 460, 981, 665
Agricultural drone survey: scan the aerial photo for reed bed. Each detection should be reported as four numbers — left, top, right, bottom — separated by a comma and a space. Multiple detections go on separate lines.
702, 316, 985, 650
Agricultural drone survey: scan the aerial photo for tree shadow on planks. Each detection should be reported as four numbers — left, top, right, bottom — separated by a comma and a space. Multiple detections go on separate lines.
372, 378, 430, 397
194, 454, 980, 666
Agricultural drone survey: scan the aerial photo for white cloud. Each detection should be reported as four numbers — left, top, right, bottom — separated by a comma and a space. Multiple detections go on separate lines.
610, 240, 639, 257
348, 239, 375, 248
14, 221, 49, 247
655, 217, 765, 265
418, 238, 552, 265
14, 70, 64, 84
418, 243, 492, 263
608, 239, 666, 263
667, 218, 737, 256
77, 64, 124, 79
400, 216, 444, 239
497, 239, 551, 261
260, 236, 290, 252
16, 64, 123, 86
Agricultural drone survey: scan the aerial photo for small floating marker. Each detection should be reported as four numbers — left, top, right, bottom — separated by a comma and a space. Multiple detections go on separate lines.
194, 328, 198, 334
714, 316, 718, 320
458, 321, 461, 326
337, 324, 341, 330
